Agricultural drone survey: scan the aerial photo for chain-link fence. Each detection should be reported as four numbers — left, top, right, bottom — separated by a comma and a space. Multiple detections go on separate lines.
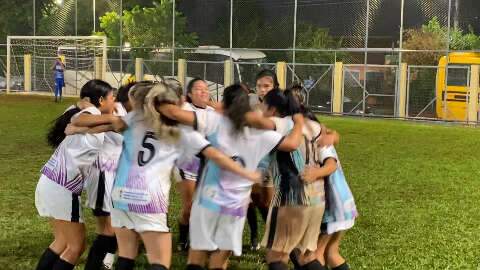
1, 0, 480, 122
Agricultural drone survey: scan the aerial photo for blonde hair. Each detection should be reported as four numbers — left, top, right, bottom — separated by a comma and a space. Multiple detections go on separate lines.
129, 82, 181, 142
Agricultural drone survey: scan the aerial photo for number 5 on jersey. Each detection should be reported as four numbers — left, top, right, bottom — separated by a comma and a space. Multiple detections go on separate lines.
138, 132, 156, 166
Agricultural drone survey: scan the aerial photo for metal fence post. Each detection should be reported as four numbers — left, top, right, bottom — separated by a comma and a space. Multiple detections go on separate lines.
6, 37, 11, 94
362, 0, 370, 116
332, 62, 344, 115
172, 0, 176, 77
292, 0, 298, 82
224, 59, 233, 87
135, 58, 144, 81
177, 58, 186, 88
398, 63, 408, 118
276, 61, 287, 89
24, 54, 32, 92
468, 65, 479, 123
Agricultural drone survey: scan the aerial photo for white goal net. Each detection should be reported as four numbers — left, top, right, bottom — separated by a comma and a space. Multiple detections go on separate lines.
6, 36, 107, 95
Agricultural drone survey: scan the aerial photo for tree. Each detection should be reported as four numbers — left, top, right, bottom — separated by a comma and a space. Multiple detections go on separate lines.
95, 0, 198, 75
294, 23, 345, 64
96, 11, 121, 47
403, 17, 480, 65
97, 0, 197, 49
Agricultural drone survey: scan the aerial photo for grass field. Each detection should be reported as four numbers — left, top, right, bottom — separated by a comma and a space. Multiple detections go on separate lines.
1, 94, 480, 270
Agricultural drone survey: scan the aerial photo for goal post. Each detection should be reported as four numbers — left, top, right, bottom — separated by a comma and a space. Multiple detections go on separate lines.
6, 36, 107, 94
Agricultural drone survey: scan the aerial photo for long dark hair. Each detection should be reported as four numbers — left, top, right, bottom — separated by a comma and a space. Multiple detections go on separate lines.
287, 84, 320, 123
116, 82, 137, 105
46, 80, 113, 148
223, 84, 252, 133
263, 88, 301, 117
186, 77, 205, 103
255, 69, 279, 88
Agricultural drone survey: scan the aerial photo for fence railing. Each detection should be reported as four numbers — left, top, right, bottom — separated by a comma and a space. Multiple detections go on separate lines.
3, 53, 480, 123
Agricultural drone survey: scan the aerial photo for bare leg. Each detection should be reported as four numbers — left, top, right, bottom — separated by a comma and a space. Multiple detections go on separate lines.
140, 231, 172, 268
266, 249, 289, 265
315, 234, 332, 266
114, 228, 140, 260
187, 249, 209, 268
57, 220, 86, 264
49, 219, 67, 254
208, 250, 232, 270
325, 231, 346, 268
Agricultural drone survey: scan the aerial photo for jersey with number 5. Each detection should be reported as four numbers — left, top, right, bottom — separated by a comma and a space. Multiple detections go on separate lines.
111, 110, 210, 214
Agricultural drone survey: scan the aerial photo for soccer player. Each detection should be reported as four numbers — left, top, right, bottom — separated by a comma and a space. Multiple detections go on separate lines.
176, 78, 216, 252
260, 89, 326, 270
52, 56, 65, 102
35, 80, 118, 270
104, 82, 261, 270
65, 82, 137, 270
305, 144, 358, 270
246, 69, 281, 250
157, 84, 305, 270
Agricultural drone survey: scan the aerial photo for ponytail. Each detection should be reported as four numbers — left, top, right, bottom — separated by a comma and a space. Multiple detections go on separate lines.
45, 79, 113, 148
283, 89, 301, 116
129, 82, 181, 142
46, 106, 81, 148
264, 88, 301, 117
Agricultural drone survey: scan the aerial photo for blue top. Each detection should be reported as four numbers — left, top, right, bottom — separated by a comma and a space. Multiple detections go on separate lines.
54, 60, 64, 79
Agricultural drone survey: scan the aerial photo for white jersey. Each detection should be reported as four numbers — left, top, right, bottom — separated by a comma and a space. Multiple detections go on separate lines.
270, 116, 325, 207
177, 102, 214, 179
194, 111, 283, 217
111, 110, 210, 214
40, 107, 104, 195
84, 103, 127, 211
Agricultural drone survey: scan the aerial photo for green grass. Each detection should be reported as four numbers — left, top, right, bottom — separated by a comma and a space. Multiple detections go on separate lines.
1, 94, 480, 269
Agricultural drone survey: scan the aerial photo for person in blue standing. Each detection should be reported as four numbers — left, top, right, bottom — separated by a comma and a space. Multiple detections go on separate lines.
52, 56, 65, 102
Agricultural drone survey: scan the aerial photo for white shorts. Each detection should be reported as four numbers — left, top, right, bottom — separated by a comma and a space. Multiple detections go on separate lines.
35, 175, 84, 223
84, 169, 114, 216
110, 208, 169, 233
189, 202, 246, 256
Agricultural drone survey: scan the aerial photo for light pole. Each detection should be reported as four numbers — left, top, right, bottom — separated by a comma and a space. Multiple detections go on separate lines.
93, 0, 96, 33
454, 0, 460, 30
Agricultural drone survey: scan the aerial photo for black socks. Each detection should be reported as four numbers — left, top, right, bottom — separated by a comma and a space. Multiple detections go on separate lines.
186, 264, 206, 270
332, 262, 350, 270
52, 258, 75, 270
36, 248, 60, 270
247, 204, 259, 246
301, 260, 327, 270
150, 264, 168, 270
268, 261, 289, 270
178, 223, 190, 251
116, 257, 135, 270
84, 234, 118, 270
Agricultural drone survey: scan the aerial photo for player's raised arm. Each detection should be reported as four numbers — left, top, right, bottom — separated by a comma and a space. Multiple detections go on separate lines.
157, 103, 196, 126
277, 113, 304, 152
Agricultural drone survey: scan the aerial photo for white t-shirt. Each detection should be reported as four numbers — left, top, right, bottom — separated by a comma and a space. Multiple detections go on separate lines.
111, 110, 210, 214
40, 106, 104, 194
195, 111, 283, 217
